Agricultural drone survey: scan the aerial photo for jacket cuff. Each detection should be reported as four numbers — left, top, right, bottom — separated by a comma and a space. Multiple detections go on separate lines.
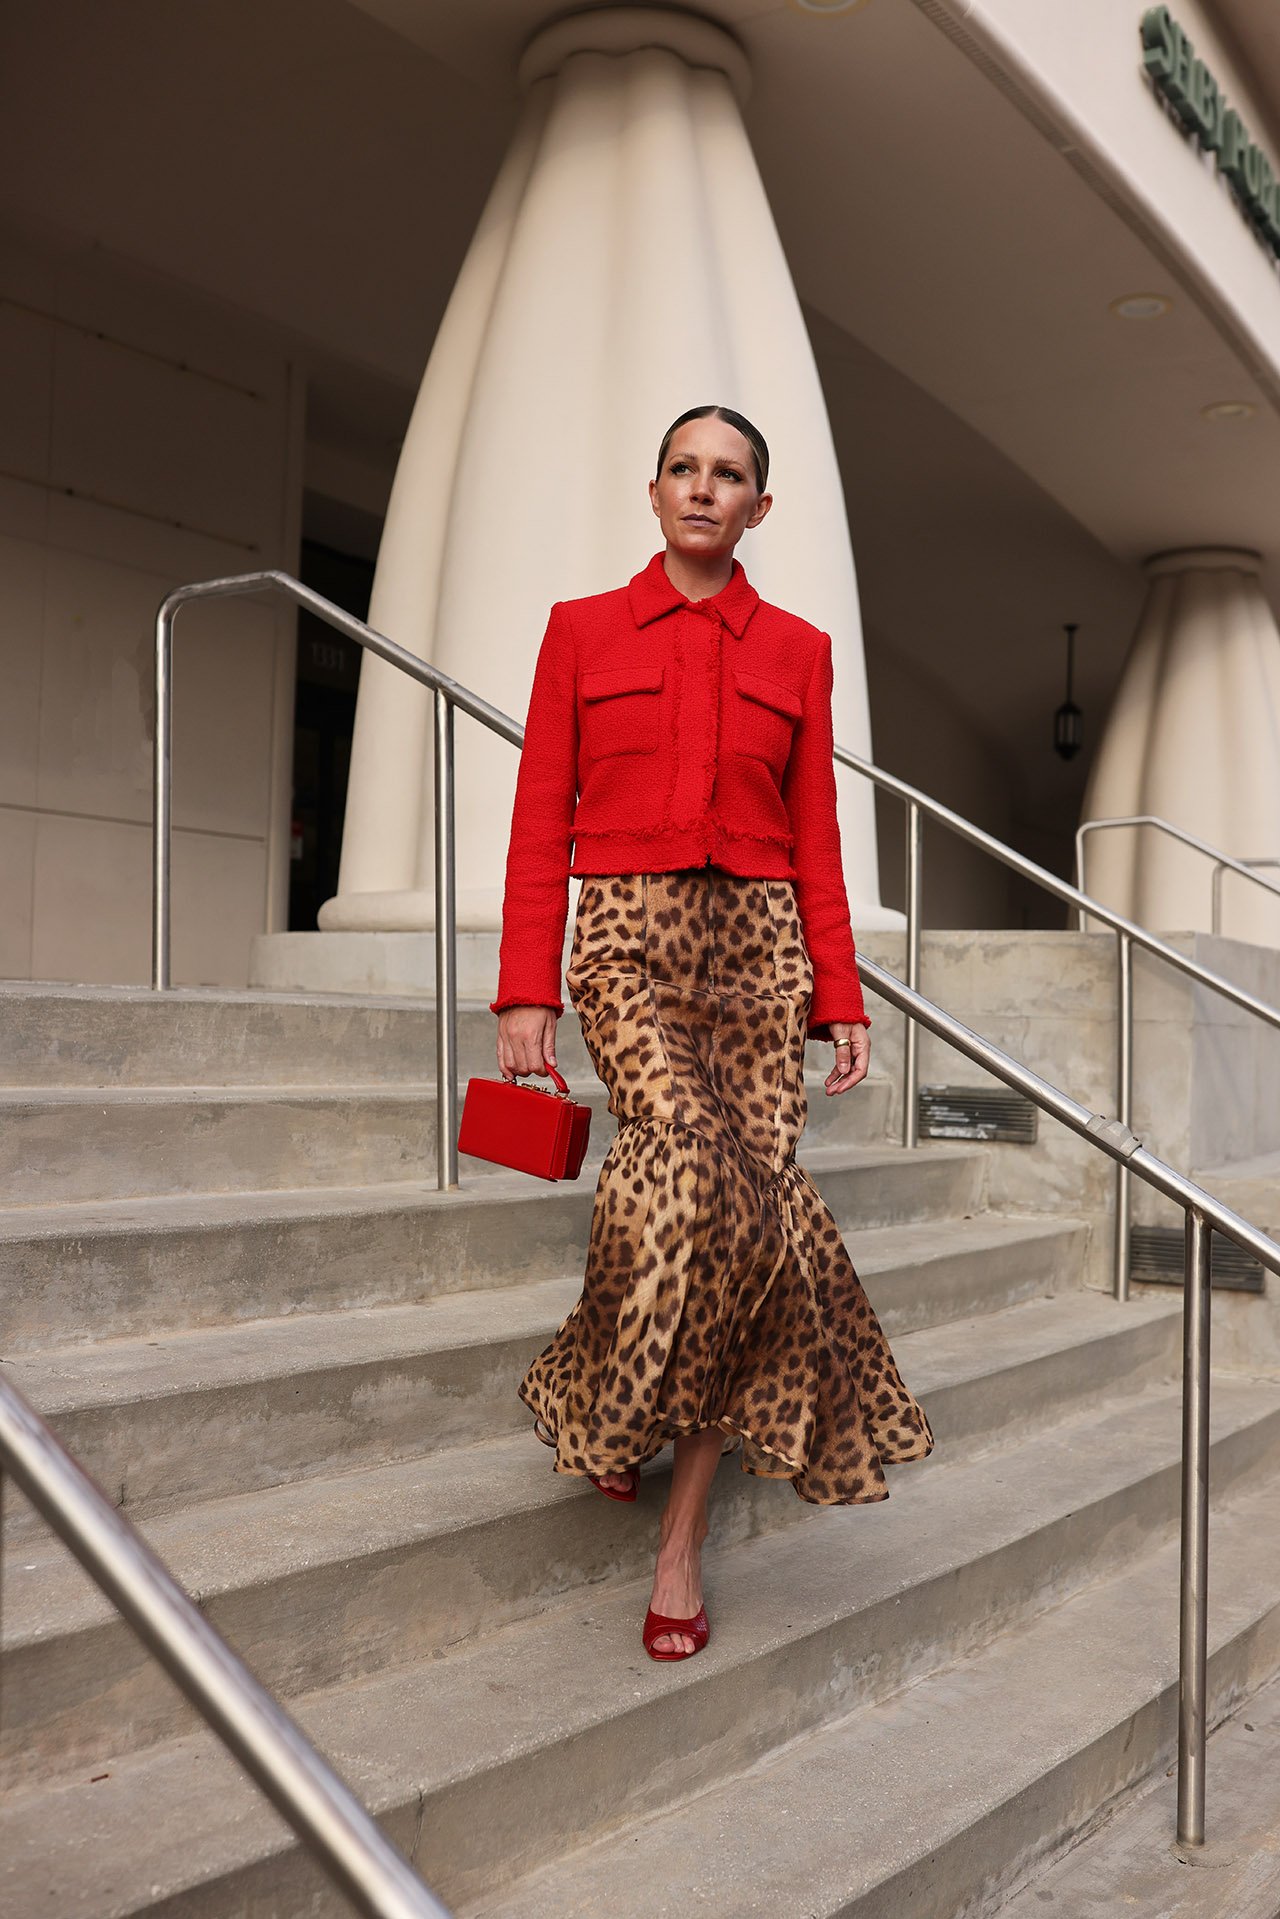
809, 969, 870, 1038
489, 992, 565, 1017
808, 1010, 871, 1041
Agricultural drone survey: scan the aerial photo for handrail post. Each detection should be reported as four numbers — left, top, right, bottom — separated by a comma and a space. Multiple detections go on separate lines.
1073, 817, 1280, 927
1114, 930, 1134, 1300
434, 690, 459, 1192
1075, 823, 1089, 931
1178, 1205, 1212, 1847
153, 603, 175, 990
902, 799, 922, 1149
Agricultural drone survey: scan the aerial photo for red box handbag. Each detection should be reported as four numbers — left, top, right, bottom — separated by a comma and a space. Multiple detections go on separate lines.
457, 1064, 592, 1182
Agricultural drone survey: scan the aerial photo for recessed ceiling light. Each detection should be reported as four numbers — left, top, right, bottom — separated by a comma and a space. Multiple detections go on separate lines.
1110, 293, 1172, 319
1201, 400, 1258, 420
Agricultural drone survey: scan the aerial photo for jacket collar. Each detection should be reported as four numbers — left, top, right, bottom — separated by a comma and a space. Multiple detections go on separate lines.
627, 550, 760, 638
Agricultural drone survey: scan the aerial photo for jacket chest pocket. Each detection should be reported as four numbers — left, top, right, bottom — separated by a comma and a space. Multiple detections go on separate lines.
580, 665, 664, 758
734, 670, 802, 770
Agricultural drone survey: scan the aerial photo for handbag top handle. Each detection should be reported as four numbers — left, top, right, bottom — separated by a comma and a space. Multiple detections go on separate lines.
516, 1063, 570, 1096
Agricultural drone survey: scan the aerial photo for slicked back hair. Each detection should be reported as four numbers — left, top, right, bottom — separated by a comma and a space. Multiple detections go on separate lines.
655, 404, 770, 493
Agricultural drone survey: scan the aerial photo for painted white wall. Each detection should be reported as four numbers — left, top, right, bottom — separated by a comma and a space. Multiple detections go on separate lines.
0, 222, 303, 986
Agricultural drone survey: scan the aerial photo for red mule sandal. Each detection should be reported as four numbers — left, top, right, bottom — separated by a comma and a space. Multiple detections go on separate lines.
533, 1419, 639, 1502
642, 1603, 710, 1661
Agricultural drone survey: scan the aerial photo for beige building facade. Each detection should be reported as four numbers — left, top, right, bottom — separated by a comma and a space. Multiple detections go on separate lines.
2, 0, 1279, 986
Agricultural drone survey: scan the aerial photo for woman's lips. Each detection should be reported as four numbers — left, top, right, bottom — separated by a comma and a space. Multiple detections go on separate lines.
683, 515, 717, 526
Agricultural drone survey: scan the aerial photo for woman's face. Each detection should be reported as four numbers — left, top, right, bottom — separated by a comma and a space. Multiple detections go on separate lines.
649, 416, 772, 560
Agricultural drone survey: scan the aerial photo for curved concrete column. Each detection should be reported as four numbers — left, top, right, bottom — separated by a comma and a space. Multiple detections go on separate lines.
320, 6, 888, 937
1081, 547, 1280, 943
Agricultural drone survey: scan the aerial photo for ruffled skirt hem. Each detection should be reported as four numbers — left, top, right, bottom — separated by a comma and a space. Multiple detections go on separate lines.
524, 1400, 933, 1507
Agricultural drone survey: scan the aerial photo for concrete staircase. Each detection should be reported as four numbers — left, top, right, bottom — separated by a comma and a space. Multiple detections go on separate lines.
1, 982, 1278, 1917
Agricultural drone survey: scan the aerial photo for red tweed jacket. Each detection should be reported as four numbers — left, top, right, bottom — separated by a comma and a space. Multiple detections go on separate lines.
490, 550, 870, 1037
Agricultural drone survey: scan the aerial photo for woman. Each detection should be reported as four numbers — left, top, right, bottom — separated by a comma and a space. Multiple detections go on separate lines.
490, 404, 933, 1660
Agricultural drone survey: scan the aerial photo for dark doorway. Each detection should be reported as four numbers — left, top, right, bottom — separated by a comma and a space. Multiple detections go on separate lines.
288, 538, 373, 931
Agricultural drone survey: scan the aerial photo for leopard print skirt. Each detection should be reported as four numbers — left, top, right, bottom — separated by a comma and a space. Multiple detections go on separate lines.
517, 869, 934, 1506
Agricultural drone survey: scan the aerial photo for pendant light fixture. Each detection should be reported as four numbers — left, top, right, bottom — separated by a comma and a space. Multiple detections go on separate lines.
1053, 622, 1083, 760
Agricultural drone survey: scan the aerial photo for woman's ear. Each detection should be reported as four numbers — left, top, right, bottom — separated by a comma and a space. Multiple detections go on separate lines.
746, 490, 773, 529
648, 478, 661, 517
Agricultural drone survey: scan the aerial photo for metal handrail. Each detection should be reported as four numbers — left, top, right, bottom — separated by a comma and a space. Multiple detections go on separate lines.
154, 572, 1280, 1262
1212, 857, 1280, 935
153, 569, 521, 1192
856, 950, 1280, 1851
147, 566, 1280, 1852
0, 1371, 451, 1917
1077, 816, 1280, 937
838, 748, 1280, 1300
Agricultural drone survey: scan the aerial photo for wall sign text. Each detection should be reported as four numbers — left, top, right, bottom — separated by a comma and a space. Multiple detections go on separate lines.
1141, 6, 1280, 261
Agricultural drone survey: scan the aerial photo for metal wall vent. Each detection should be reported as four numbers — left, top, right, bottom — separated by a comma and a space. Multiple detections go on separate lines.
917, 1085, 1038, 1145
1130, 1225, 1266, 1294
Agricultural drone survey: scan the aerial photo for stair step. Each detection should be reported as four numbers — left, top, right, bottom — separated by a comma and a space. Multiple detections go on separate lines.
0, 1254, 1146, 1533
994, 1665, 1280, 1918
470, 1464, 1280, 1919
0, 982, 861, 1092
0, 1071, 893, 1207
0, 1141, 989, 1353
3, 1369, 1277, 1900
0, 982, 446, 1088
2, 1282, 1147, 1786
854, 1210, 1082, 1334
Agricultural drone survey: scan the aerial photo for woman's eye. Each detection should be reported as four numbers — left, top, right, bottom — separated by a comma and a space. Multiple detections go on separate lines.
668, 461, 742, 480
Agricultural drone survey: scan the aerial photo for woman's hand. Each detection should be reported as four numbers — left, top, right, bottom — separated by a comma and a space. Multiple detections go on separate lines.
497, 1006, 560, 1081
823, 1022, 870, 1096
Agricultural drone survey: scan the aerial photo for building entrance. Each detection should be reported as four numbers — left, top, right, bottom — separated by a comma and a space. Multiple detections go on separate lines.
287, 539, 371, 932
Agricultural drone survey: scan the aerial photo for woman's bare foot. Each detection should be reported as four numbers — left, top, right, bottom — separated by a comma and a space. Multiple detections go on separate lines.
648, 1523, 707, 1655
644, 1426, 723, 1656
